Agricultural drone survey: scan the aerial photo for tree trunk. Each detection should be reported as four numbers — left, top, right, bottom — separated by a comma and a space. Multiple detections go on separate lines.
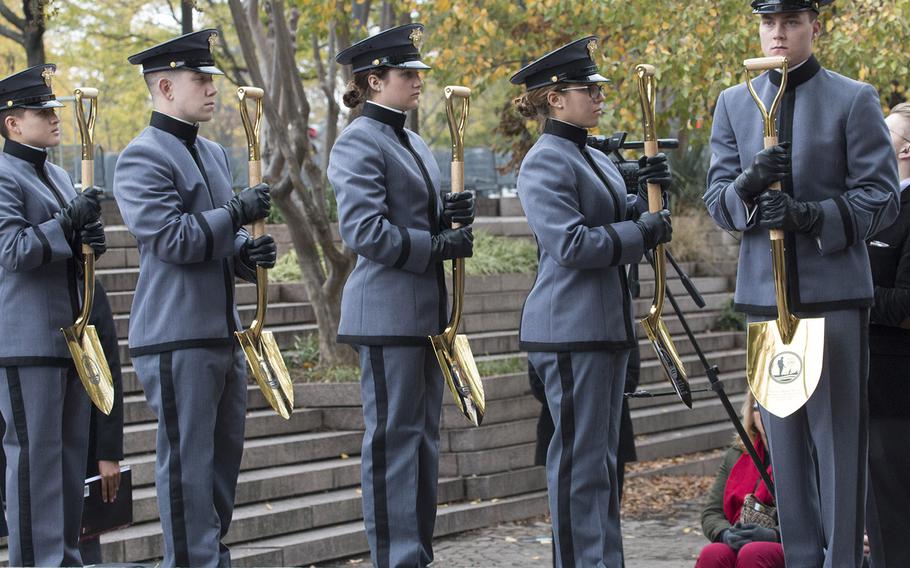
21, 0, 46, 66
228, 0, 357, 367
181, 1, 193, 34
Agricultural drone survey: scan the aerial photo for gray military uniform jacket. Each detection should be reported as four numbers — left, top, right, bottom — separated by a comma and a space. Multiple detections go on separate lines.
328, 102, 447, 345
518, 119, 647, 351
0, 140, 82, 365
705, 56, 899, 315
114, 112, 255, 356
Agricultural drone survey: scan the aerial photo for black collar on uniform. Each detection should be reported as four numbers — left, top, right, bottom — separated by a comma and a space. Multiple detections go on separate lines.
150, 111, 199, 145
769, 55, 821, 90
3, 138, 47, 168
362, 101, 407, 131
544, 118, 588, 148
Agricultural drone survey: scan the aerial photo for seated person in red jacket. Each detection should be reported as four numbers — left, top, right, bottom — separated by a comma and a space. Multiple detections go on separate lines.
696, 392, 783, 568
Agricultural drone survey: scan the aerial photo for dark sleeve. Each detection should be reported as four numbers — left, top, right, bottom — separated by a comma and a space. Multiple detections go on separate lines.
872, 219, 910, 326
88, 280, 124, 462
701, 446, 739, 542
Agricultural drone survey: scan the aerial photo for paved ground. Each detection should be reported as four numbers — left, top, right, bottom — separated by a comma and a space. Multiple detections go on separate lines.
316, 506, 706, 567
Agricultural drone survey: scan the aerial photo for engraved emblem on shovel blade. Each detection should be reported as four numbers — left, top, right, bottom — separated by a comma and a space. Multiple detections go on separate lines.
747, 317, 824, 418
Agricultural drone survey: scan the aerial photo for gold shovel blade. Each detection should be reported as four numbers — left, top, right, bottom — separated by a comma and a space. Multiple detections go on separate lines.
641, 316, 693, 408
236, 329, 292, 420
62, 324, 114, 415
747, 316, 824, 418
430, 333, 486, 427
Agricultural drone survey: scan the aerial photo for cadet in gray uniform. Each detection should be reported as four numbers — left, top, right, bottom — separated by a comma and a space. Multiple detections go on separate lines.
0, 64, 106, 566
329, 24, 475, 568
511, 38, 673, 567
114, 30, 276, 567
704, 2, 899, 566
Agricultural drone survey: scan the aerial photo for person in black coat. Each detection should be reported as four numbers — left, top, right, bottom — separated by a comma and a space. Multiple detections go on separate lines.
865, 102, 910, 568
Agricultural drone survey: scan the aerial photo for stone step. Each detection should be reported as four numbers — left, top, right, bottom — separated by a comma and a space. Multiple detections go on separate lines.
130, 458, 362, 524
111, 301, 315, 338
122, 383, 292, 425
628, 372, 749, 410
123, 430, 363, 487
226, 491, 550, 568
123, 407, 322, 455
634, 420, 737, 461
631, 391, 747, 436
639, 348, 746, 387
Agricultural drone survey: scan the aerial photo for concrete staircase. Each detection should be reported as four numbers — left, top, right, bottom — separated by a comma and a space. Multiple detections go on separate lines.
1, 200, 745, 565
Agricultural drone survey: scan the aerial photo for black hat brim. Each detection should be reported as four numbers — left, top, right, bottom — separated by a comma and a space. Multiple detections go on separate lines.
192, 65, 225, 75
562, 73, 609, 85
21, 100, 64, 109
393, 60, 431, 70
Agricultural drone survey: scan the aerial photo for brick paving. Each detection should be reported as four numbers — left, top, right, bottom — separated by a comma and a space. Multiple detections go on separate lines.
314, 506, 706, 567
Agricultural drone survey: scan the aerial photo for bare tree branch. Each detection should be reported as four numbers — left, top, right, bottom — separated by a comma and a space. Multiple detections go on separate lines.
0, 22, 23, 44
0, 3, 25, 31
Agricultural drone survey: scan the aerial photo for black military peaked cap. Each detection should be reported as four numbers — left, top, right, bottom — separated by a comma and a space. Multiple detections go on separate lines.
0, 64, 64, 110
128, 28, 224, 75
335, 23, 431, 74
510, 36, 608, 91
752, 0, 835, 13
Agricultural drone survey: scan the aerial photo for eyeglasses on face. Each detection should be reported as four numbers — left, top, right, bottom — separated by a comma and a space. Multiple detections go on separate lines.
558, 84, 605, 100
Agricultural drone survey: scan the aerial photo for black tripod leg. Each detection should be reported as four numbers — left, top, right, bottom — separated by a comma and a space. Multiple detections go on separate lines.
651, 252, 775, 496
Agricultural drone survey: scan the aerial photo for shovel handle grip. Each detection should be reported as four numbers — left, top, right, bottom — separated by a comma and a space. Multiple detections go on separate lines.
644, 140, 663, 214
445, 85, 471, 99
248, 159, 265, 238
744, 57, 787, 71
762, 135, 785, 241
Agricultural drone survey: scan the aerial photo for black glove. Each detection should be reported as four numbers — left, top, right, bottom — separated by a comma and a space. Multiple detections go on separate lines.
55, 186, 103, 239
635, 209, 672, 250
430, 227, 474, 262
79, 220, 107, 258
756, 191, 823, 236
737, 523, 779, 543
441, 191, 476, 226
636, 153, 672, 207
223, 183, 271, 231
733, 142, 791, 202
720, 526, 750, 551
241, 235, 277, 269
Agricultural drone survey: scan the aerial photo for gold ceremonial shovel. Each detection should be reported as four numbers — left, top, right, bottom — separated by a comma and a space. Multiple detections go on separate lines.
635, 65, 692, 408
429, 85, 486, 427
743, 57, 824, 418
62, 87, 114, 415
234, 86, 293, 420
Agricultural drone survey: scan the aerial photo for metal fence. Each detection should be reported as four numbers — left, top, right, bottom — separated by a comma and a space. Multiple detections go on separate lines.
52, 144, 519, 198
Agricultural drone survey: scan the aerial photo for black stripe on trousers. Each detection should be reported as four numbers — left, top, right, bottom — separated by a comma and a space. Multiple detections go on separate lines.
854, 310, 870, 554
160, 352, 190, 567
7, 367, 34, 566
369, 346, 391, 567
556, 352, 576, 567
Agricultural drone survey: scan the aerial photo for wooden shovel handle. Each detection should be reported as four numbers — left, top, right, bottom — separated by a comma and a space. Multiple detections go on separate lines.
744, 57, 788, 71
763, 135, 784, 241
248, 159, 264, 238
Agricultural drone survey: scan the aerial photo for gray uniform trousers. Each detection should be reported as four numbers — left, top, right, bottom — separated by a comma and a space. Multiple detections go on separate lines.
528, 349, 630, 568
357, 344, 444, 568
133, 345, 247, 568
0, 365, 90, 566
751, 309, 869, 568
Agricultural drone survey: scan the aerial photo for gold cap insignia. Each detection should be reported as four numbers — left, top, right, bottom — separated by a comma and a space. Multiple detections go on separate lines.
409, 27, 423, 48
6, 100, 12, 107
551, 75, 558, 83
41, 66, 54, 88
208, 32, 218, 52
372, 58, 380, 66
170, 61, 177, 68
587, 39, 598, 60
